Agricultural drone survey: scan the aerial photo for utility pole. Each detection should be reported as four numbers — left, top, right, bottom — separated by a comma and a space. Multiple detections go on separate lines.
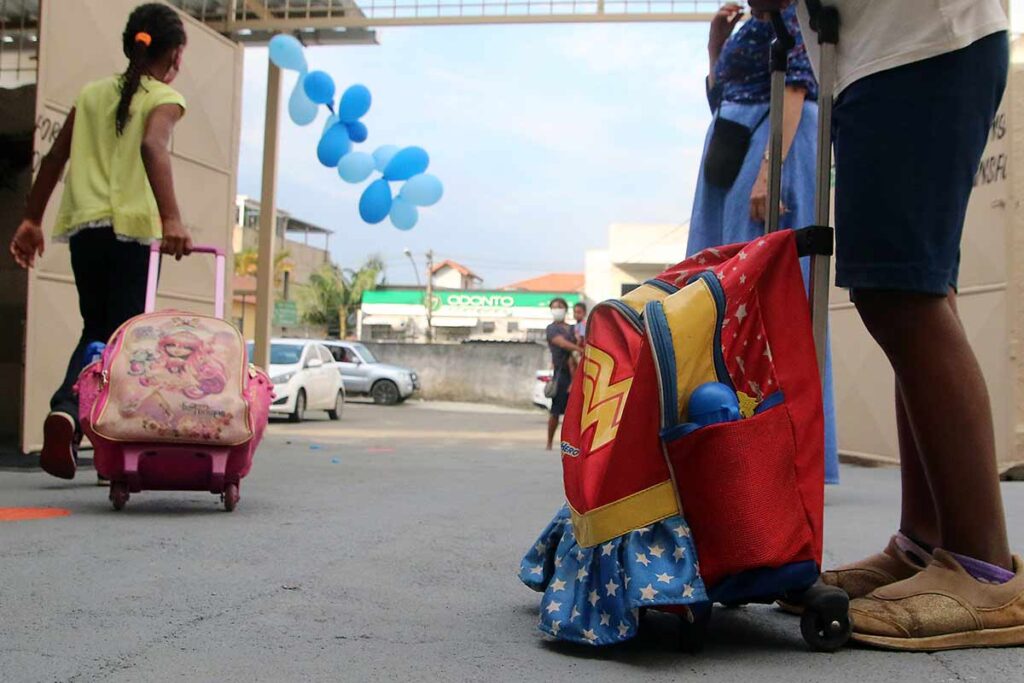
425, 249, 434, 343
253, 61, 281, 369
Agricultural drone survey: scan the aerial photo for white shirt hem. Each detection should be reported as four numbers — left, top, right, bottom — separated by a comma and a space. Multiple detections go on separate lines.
834, 22, 1008, 96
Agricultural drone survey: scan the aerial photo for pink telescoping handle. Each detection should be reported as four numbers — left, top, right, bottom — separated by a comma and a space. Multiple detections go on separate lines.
145, 243, 227, 319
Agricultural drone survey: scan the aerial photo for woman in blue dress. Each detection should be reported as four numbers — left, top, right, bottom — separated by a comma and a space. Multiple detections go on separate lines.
689, 3, 840, 484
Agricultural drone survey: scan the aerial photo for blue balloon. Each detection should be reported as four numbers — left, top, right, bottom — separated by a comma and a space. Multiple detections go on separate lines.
359, 178, 393, 224
337, 152, 376, 184
338, 84, 372, 123
288, 76, 318, 126
322, 113, 339, 136
383, 146, 430, 181
390, 198, 418, 231
400, 174, 444, 207
317, 123, 352, 167
268, 35, 307, 73
303, 70, 335, 105
346, 121, 368, 143
372, 145, 400, 172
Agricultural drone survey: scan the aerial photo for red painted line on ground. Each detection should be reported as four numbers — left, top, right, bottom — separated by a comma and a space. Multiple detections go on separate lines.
0, 508, 72, 522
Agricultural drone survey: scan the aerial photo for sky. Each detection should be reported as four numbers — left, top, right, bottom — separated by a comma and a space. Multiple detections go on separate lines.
236, 21, 714, 289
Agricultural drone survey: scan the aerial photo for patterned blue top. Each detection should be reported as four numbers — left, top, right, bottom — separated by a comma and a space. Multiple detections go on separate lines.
708, 7, 818, 111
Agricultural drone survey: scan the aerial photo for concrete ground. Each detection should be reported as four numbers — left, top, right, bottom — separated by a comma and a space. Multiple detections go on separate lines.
1, 400, 1022, 682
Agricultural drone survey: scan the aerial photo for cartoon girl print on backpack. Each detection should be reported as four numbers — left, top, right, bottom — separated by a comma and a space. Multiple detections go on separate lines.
128, 318, 228, 399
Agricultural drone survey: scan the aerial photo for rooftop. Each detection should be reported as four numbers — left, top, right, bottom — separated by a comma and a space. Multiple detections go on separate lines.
502, 272, 584, 293
431, 259, 481, 280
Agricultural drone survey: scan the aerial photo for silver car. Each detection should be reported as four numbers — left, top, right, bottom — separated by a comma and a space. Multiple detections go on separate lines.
322, 341, 419, 406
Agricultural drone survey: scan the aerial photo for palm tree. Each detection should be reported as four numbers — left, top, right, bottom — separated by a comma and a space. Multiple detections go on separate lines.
233, 247, 293, 289
298, 256, 385, 338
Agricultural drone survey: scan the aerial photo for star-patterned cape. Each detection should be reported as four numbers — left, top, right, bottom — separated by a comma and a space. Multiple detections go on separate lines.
519, 505, 706, 646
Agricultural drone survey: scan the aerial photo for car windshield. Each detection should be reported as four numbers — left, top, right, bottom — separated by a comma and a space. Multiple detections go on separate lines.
247, 342, 304, 366
350, 343, 377, 363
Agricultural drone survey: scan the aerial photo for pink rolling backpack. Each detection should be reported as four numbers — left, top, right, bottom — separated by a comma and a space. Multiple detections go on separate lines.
75, 245, 273, 511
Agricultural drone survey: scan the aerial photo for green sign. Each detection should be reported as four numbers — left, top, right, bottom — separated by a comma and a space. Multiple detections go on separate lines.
273, 300, 299, 327
362, 289, 580, 309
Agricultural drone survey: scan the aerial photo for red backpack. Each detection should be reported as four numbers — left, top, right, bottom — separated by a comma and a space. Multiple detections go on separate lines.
560, 229, 824, 593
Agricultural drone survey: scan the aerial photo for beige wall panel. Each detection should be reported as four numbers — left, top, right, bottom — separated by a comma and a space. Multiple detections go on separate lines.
171, 38, 239, 171
957, 290, 1010, 467
22, 275, 86, 451
36, 1, 126, 108
830, 290, 1011, 469
829, 304, 897, 461
960, 99, 1009, 289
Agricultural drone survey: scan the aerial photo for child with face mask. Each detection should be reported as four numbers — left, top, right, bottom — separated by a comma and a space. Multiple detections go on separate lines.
545, 298, 583, 450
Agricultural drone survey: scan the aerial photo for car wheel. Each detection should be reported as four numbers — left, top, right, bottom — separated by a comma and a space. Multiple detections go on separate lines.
371, 380, 400, 406
327, 390, 344, 420
289, 390, 306, 423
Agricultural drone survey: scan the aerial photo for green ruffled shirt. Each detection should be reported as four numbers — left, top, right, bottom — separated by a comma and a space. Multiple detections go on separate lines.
53, 75, 186, 243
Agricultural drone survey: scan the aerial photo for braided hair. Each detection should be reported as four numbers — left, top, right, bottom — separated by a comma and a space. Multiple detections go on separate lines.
116, 3, 187, 136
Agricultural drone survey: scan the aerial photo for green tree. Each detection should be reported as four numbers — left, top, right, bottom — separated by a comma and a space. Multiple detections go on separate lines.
233, 247, 293, 289
298, 256, 384, 338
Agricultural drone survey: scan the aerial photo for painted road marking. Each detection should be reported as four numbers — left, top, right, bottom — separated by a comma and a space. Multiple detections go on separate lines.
0, 508, 71, 522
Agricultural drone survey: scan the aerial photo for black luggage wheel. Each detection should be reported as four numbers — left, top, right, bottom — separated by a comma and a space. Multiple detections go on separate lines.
678, 604, 713, 654
792, 582, 851, 652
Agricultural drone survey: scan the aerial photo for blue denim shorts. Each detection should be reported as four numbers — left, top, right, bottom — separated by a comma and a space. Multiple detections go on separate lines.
832, 31, 1008, 296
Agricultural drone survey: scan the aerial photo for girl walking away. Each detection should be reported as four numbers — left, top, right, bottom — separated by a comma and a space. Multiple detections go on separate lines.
9, 3, 192, 481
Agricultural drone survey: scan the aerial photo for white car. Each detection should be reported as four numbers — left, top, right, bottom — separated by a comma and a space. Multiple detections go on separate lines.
533, 369, 553, 410
248, 339, 345, 423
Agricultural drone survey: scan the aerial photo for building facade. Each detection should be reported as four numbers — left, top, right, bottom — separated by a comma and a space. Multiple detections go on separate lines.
231, 195, 334, 339
358, 289, 582, 343
584, 222, 690, 304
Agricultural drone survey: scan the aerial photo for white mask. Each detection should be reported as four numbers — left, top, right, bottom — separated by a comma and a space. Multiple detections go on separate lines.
551, 308, 567, 323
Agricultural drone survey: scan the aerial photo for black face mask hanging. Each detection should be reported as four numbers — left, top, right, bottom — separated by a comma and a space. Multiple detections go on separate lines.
702, 109, 770, 189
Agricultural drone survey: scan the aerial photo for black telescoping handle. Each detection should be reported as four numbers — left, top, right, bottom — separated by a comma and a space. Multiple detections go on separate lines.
769, 11, 795, 71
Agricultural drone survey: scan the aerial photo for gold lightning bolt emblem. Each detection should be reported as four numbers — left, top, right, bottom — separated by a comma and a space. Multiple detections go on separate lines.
580, 345, 633, 451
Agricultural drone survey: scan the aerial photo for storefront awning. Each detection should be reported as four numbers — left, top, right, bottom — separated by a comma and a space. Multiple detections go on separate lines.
362, 315, 408, 330
430, 316, 478, 328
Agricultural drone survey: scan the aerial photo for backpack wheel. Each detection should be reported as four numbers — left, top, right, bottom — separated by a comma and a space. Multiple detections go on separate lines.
798, 584, 850, 652
110, 481, 129, 511
679, 603, 712, 654
223, 482, 239, 512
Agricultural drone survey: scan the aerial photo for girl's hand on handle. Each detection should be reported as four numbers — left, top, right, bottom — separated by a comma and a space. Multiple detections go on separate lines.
160, 218, 193, 261
10, 219, 45, 269
709, 3, 744, 53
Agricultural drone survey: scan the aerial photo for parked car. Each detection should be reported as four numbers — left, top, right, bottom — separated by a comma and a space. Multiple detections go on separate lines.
533, 369, 553, 410
322, 341, 418, 406
247, 339, 345, 422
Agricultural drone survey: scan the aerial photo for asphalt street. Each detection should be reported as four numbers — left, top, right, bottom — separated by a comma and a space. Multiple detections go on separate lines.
2, 401, 1022, 682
